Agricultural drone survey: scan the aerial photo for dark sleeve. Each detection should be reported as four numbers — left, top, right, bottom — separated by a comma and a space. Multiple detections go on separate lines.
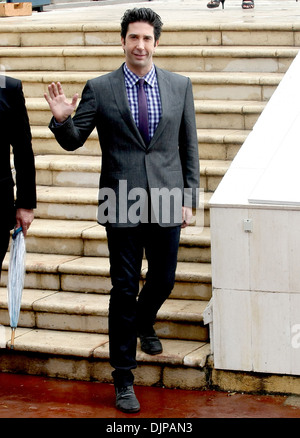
10, 80, 36, 209
179, 78, 200, 208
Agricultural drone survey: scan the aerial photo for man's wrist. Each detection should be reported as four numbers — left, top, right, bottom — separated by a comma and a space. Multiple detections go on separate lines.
53, 116, 69, 126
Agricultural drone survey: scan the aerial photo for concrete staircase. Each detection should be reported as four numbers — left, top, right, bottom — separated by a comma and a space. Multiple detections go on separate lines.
0, 22, 298, 390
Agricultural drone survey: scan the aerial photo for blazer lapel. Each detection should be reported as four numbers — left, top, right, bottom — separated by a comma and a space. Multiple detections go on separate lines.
109, 66, 147, 149
108, 65, 171, 151
148, 67, 171, 150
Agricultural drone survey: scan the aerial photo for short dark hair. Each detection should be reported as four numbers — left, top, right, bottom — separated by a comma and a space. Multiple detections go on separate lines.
120, 8, 163, 43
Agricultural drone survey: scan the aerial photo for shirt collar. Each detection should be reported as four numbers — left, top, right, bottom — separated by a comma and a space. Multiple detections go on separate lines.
123, 63, 156, 88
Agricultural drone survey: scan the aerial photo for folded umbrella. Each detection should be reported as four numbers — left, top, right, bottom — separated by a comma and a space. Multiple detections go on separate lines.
7, 227, 26, 349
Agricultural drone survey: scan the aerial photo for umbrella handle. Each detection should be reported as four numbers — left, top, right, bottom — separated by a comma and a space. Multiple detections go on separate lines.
12, 227, 23, 240
10, 328, 16, 350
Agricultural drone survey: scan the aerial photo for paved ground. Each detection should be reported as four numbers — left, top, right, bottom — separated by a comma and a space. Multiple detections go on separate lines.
1, 0, 300, 421
1, 0, 300, 27
0, 372, 300, 419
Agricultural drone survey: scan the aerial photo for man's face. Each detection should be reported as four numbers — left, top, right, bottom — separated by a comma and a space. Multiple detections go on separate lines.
121, 21, 159, 76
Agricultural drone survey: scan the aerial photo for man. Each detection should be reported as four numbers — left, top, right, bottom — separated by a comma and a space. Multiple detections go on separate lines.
0, 75, 36, 276
44, 7, 199, 413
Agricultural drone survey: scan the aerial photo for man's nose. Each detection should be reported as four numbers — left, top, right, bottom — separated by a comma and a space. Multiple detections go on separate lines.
136, 38, 145, 49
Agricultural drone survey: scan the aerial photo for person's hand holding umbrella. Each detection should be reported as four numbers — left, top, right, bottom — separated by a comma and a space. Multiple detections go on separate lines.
7, 207, 33, 349
15, 208, 34, 237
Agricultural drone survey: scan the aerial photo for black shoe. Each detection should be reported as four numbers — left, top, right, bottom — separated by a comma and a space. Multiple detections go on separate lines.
207, 0, 225, 9
115, 385, 140, 413
140, 332, 163, 355
242, 0, 254, 8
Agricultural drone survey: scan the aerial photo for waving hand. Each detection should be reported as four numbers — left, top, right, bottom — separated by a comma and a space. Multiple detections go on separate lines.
44, 82, 78, 123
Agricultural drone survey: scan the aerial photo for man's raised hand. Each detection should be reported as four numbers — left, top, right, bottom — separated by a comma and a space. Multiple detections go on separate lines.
44, 82, 78, 123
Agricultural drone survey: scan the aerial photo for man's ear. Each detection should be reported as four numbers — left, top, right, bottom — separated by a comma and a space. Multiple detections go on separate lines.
121, 37, 125, 50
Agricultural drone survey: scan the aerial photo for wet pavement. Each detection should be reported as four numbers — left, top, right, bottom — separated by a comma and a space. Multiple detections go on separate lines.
0, 373, 300, 419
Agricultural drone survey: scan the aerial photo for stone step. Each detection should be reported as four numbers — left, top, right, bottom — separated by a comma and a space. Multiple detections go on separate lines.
34, 155, 101, 188
30, 125, 246, 164
31, 125, 100, 156
31, 125, 249, 160
190, 72, 281, 102
1, 46, 296, 72
0, 288, 208, 341
199, 128, 249, 161
22, 218, 211, 263
15, 71, 282, 101
195, 99, 265, 130
1, 21, 300, 47
33, 185, 211, 227
26, 97, 265, 130
33, 154, 229, 192
0, 325, 210, 389
0, 252, 212, 301
35, 185, 99, 221
1, 22, 299, 48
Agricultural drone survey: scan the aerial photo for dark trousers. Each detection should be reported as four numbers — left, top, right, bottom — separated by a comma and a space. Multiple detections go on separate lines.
0, 227, 10, 277
106, 223, 181, 387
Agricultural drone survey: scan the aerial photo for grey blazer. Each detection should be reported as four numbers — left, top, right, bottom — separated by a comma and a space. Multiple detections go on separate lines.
49, 65, 199, 227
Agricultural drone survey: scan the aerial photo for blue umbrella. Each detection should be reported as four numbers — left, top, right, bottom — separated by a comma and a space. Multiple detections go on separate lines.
7, 227, 26, 349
